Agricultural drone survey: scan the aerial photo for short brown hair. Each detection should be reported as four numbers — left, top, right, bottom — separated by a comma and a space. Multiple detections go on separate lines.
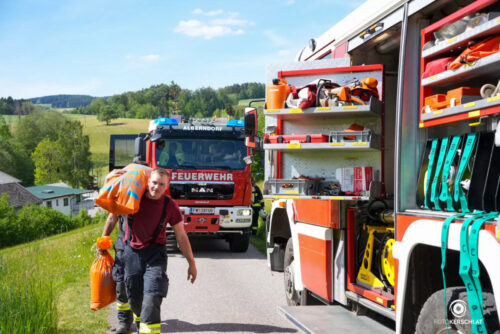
151, 167, 171, 179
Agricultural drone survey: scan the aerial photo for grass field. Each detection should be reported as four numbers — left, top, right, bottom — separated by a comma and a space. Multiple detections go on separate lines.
2, 114, 22, 124
0, 218, 115, 333
238, 98, 265, 108
65, 115, 151, 186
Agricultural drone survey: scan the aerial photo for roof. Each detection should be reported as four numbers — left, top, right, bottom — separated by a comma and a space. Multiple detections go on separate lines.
26, 185, 93, 200
0, 183, 43, 208
297, 0, 406, 61
47, 182, 71, 188
0, 170, 21, 184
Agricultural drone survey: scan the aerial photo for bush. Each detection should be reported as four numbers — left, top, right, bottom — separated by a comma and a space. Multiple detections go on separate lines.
72, 209, 93, 228
0, 194, 103, 249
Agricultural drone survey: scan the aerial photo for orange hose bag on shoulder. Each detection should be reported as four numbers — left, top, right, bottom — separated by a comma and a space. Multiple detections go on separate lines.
96, 164, 152, 215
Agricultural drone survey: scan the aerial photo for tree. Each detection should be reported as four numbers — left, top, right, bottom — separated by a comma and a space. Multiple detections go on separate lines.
97, 105, 117, 125
0, 136, 35, 185
225, 103, 235, 118
14, 110, 66, 155
31, 138, 62, 185
57, 120, 92, 188
0, 115, 11, 140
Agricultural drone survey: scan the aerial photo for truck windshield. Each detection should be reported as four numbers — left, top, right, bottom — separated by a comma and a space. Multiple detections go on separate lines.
156, 138, 247, 170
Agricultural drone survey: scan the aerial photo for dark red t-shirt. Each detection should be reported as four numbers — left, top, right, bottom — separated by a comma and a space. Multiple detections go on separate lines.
124, 195, 182, 249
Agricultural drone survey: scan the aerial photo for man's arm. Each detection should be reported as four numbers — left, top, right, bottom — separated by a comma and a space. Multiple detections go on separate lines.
102, 213, 119, 237
171, 222, 197, 283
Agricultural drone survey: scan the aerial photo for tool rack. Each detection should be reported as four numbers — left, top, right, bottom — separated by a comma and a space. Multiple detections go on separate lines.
419, 0, 500, 128
263, 63, 385, 201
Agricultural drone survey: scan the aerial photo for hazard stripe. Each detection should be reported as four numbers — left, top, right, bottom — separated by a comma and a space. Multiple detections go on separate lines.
139, 323, 161, 333
117, 302, 131, 311
133, 314, 141, 322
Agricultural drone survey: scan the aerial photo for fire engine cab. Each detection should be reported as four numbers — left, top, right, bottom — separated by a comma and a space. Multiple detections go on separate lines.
110, 117, 253, 252
244, 0, 500, 332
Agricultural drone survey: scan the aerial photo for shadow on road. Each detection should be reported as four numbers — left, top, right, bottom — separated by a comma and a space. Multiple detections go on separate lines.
167, 238, 266, 260
163, 319, 298, 333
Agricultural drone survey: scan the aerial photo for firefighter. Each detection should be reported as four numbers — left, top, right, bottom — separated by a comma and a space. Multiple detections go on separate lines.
103, 168, 197, 334
251, 176, 265, 235
101, 214, 133, 333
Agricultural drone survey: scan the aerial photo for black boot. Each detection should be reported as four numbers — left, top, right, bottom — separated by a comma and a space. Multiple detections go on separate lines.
116, 321, 132, 334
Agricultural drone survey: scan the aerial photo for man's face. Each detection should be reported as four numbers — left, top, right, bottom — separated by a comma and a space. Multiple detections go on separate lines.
147, 172, 170, 200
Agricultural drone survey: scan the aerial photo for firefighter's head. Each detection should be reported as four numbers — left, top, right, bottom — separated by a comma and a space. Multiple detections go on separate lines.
147, 168, 171, 200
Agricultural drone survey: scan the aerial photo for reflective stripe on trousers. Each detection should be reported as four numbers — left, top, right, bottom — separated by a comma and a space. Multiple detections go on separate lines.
116, 301, 131, 311
139, 322, 161, 333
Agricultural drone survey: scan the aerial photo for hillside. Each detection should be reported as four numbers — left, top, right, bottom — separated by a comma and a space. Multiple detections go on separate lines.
29, 94, 95, 108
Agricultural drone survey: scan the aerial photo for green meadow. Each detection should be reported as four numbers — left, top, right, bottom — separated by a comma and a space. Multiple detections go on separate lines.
65, 115, 151, 186
0, 218, 118, 333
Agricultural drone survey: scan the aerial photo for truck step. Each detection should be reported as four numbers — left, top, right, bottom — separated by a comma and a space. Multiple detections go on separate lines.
278, 305, 394, 334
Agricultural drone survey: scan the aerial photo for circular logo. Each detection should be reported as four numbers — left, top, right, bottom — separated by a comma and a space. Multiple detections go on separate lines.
450, 300, 467, 318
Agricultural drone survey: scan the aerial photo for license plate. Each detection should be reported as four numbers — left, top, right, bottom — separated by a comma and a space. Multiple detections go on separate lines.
191, 208, 215, 215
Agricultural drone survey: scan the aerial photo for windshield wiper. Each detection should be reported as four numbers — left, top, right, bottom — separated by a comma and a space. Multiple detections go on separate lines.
170, 165, 197, 170
207, 165, 233, 171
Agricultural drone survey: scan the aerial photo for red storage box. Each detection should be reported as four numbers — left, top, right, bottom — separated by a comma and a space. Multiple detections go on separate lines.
268, 134, 329, 144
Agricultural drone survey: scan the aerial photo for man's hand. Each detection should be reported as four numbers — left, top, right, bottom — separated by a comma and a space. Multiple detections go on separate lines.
172, 222, 197, 284
105, 169, 126, 183
187, 262, 197, 283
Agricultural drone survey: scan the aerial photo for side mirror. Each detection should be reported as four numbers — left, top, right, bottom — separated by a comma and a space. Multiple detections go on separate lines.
244, 107, 257, 137
243, 155, 254, 165
134, 136, 146, 162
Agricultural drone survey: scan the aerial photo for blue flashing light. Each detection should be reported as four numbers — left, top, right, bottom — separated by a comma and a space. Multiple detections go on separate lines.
154, 118, 178, 126
227, 120, 244, 127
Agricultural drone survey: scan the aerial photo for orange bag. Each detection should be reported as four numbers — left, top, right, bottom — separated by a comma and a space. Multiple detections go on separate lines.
95, 163, 152, 215
90, 250, 116, 311
448, 35, 500, 70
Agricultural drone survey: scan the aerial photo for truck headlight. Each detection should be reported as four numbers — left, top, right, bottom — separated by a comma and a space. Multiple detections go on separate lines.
237, 209, 252, 216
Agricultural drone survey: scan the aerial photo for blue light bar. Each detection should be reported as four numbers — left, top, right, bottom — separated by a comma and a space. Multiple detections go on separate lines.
154, 118, 178, 126
226, 120, 244, 127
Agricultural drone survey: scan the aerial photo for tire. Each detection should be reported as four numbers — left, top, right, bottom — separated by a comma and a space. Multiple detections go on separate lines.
229, 232, 250, 252
415, 287, 499, 334
284, 238, 301, 306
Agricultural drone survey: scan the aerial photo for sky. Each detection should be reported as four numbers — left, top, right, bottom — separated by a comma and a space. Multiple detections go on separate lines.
0, 0, 362, 99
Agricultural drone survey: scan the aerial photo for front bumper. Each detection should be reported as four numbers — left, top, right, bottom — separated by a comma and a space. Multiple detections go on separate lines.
172, 206, 253, 233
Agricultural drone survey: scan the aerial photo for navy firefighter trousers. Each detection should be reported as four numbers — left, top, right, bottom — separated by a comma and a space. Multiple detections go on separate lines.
123, 243, 169, 334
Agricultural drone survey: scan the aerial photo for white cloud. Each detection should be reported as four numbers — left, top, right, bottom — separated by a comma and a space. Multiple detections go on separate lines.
139, 54, 160, 62
278, 50, 292, 57
286, 0, 295, 4
263, 30, 288, 46
192, 8, 223, 16
175, 10, 250, 39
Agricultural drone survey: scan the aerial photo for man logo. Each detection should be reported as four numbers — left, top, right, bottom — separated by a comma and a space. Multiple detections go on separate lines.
450, 299, 467, 318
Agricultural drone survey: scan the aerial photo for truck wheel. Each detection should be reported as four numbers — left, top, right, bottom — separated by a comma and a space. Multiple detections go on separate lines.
415, 287, 499, 334
284, 238, 301, 306
229, 232, 250, 252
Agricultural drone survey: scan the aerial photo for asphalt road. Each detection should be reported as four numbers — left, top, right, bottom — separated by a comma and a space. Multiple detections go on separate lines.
108, 238, 298, 334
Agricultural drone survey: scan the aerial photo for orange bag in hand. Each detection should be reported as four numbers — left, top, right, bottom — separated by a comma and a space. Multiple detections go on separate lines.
96, 163, 152, 215
90, 237, 116, 311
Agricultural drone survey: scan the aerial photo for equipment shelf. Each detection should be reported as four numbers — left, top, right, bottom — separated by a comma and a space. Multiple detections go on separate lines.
419, 95, 500, 127
422, 16, 500, 59
264, 195, 369, 201
263, 135, 380, 151
421, 51, 500, 87
264, 97, 381, 119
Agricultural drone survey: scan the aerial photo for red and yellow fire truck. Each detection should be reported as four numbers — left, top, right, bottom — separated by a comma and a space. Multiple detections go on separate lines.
110, 117, 253, 252
244, 0, 500, 332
